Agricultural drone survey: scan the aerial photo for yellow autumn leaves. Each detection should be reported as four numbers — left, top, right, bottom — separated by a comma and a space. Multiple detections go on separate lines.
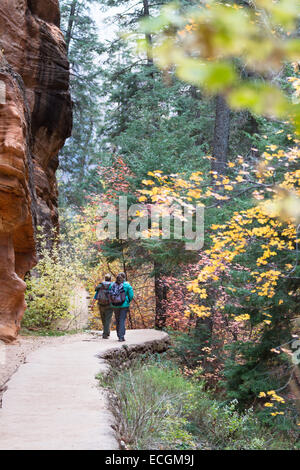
259, 390, 286, 416
185, 304, 211, 319
138, 143, 299, 327
140, 0, 300, 132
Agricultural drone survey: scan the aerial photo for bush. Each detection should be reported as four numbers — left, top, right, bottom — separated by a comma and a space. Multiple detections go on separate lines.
23, 234, 84, 329
103, 361, 199, 449
101, 359, 294, 450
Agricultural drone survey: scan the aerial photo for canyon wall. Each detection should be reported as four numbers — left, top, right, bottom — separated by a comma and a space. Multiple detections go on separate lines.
0, 0, 72, 341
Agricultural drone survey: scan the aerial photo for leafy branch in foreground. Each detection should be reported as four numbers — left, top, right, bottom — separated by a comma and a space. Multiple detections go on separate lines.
138, 0, 300, 132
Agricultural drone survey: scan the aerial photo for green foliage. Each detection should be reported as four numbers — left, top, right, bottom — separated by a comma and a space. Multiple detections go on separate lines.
58, 0, 296, 212
140, 0, 300, 131
23, 231, 86, 330
170, 330, 208, 369
58, 0, 105, 209
103, 359, 198, 449
102, 358, 295, 450
54, 0, 300, 429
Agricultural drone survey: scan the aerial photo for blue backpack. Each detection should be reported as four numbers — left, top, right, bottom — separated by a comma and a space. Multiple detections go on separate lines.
110, 282, 126, 306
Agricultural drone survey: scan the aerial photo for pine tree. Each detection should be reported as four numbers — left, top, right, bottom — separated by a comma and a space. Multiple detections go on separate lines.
58, 0, 105, 209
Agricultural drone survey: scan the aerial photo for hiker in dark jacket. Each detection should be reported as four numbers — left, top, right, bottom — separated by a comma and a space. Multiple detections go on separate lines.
91, 274, 113, 339
110, 273, 134, 342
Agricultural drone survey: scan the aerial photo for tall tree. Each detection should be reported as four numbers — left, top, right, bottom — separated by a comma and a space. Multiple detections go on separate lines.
91, 0, 266, 327
58, 0, 104, 209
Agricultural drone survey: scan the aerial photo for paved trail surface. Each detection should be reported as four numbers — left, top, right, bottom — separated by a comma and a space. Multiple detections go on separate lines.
0, 329, 167, 450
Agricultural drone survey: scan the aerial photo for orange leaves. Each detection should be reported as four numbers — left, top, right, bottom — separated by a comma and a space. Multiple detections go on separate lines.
97, 156, 133, 204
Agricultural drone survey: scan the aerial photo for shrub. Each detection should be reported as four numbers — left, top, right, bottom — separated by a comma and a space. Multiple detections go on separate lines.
101, 359, 294, 450
103, 360, 199, 449
23, 234, 84, 329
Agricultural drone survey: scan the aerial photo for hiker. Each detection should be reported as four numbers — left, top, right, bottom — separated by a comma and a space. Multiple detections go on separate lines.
91, 274, 113, 339
110, 273, 134, 342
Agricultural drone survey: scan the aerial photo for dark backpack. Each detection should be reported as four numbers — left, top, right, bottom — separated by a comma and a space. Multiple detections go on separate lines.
110, 282, 126, 306
96, 282, 111, 306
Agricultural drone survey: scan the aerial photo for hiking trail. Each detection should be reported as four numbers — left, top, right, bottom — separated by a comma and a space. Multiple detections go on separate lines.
0, 329, 169, 450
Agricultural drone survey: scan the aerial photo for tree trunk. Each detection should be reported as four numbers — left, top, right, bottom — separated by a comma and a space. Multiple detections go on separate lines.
195, 314, 213, 345
154, 265, 168, 329
190, 86, 203, 146
65, 0, 77, 54
143, 0, 153, 67
211, 95, 231, 175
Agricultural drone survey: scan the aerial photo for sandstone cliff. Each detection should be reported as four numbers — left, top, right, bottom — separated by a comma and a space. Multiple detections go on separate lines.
0, 0, 72, 342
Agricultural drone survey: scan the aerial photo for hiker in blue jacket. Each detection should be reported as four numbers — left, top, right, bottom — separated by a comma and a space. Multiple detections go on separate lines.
91, 274, 113, 339
110, 273, 134, 342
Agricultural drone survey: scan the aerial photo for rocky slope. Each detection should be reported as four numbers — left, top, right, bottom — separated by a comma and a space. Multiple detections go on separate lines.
0, 0, 72, 342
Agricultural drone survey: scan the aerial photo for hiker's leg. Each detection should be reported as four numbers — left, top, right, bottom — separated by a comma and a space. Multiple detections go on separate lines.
99, 306, 106, 335
114, 309, 121, 338
118, 308, 128, 340
103, 308, 113, 337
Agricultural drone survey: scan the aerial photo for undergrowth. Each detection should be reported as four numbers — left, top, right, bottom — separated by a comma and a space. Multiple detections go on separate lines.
99, 356, 296, 450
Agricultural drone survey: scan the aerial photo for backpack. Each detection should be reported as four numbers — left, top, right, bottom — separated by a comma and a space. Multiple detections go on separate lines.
96, 282, 111, 306
110, 282, 126, 306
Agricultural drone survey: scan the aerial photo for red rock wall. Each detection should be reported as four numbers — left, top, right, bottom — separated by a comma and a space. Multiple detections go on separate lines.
0, 0, 72, 342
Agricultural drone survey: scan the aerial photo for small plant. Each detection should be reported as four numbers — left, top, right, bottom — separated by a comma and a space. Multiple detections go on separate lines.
100, 358, 295, 450
102, 360, 200, 449
23, 230, 85, 330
